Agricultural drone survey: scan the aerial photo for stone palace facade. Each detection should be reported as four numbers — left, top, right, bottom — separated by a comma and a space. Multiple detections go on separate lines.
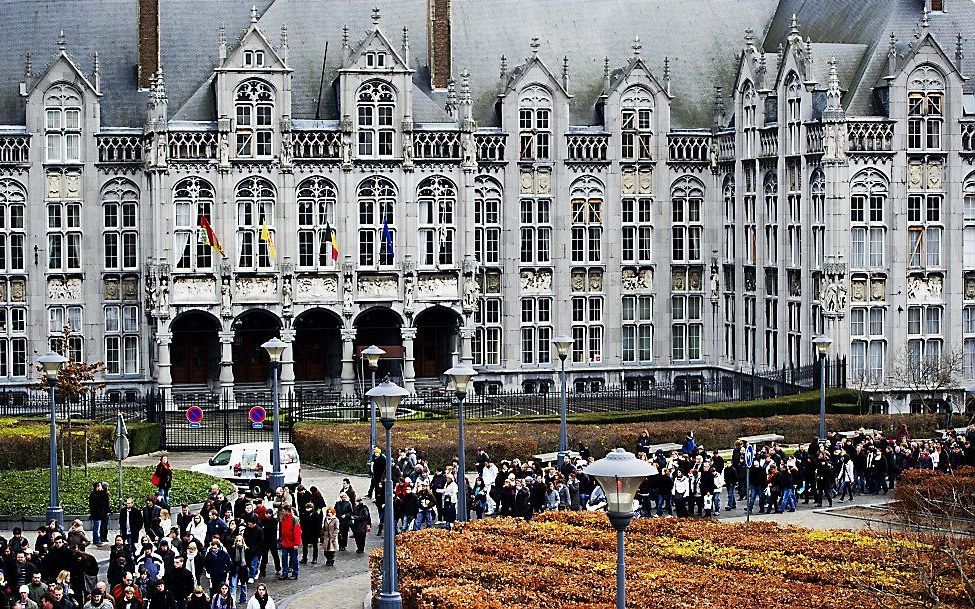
0, 0, 973, 410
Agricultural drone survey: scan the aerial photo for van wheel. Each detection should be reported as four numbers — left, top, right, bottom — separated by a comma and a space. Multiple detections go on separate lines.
249, 482, 265, 497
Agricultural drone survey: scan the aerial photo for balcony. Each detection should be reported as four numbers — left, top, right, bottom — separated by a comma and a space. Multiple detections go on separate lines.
168, 131, 217, 160
668, 131, 710, 163
566, 132, 609, 162
97, 134, 143, 164
759, 126, 778, 157
414, 130, 461, 161
292, 130, 341, 160
805, 123, 824, 154
475, 132, 506, 162
0, 133, 29, 165
847, 119, 893, 153
716, 131, 735, 162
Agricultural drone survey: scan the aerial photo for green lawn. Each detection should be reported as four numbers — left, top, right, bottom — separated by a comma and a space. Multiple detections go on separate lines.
0, 466, 234, 516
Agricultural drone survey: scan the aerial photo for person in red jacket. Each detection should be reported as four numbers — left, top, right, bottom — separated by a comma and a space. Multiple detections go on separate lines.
277, 506, 301, 580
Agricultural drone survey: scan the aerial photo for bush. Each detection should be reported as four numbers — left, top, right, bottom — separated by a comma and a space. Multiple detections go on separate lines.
893, 466, 975, 518
0, 419, 160, 471
0, 466, 233, 515
294, 412, 940, 473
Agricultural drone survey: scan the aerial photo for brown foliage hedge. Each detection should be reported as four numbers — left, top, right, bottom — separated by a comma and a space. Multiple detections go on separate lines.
0, 418, 159, 470
369, 511, 974, 609
893, 466, 975, 518
295, 413, 939, 472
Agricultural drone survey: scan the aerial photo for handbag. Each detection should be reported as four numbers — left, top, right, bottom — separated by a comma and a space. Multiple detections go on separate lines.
151, 473, 160, 487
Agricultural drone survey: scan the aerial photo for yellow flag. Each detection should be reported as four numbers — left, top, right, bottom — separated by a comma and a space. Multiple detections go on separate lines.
260, 222, 277, 261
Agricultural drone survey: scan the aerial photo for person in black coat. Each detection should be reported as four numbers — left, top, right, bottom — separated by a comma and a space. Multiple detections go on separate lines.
241, 519, 263, 582
367, 447, 386, 499
298, 504, 322, 565
120, 500, 144, 552
142, 498, 162, 542
333, 495, 354, 551
163, 556, 193, 609
258, 512, 279, 578
513, 479, 532, 520
88, 483, 111, 547
350, 499, 371, 554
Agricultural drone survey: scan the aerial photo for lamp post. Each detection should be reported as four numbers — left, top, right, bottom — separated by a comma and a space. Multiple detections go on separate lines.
261, 337, 287, 492
812, 335, 833, 443
362, 345, 386, 467
552, 334, 573, 471
38, 351, 68, 526
445, 363, 477, 522
367, 379, 409, 609
585, 449, 653, 609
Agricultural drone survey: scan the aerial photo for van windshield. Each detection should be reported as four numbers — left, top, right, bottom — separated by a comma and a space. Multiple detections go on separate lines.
282, 447, 299, 464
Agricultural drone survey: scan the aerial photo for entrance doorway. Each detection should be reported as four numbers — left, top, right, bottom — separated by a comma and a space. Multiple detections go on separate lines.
170, 311, 220, 385
413, 306, 461, 378
354, 307, 404, 381
232, 309, 282, 384
293, 308, 342, 382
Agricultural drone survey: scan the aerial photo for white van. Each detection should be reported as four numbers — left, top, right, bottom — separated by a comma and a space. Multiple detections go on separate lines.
191, 442, 302, 495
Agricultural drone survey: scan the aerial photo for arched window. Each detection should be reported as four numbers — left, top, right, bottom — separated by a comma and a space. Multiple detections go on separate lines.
357, 176, 396, 267
44, 84, 82, 163
621, 87, 653, 160
671, 176, 704, 262
908, 66, 945, 150
784, 72, 802, 155
474, 176, 502, 265
102, 179, 139, 271
235, 79, 274, 158
740, 81, 757, 158
764, 172, 778, 265
357, 81, 395, 157
296, 177, 338, 269
810, 169, 825, 269
518, 86, 552, 161
722, 175, 735, 262
236, 177, 276, 269
417, 176, 456, 267
570, 176, 603, 263
850, 169, 888, 269
0, 180, 25, 273
964, 173, 975, 269
174, 177, 215, 270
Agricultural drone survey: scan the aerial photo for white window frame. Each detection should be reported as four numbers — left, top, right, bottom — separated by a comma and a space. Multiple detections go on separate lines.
850, 169, 888, 270
356, 81, 395, 158
0, 179, 26, 273
102, 178, 139, 271
518, 86, 552, 161
474, 177, 502, 266
671, 176, 704, 263
296, 176, 338, 269
620, 87, 653, 161
622, 295, 653, 363
357, 176, 396, 268
44, 84, 82, 163
570, 176, 603, 264
235, 80, 275, 159
417, 176, 456, 268
173, 177, 214, 271
236, 177, 276, 270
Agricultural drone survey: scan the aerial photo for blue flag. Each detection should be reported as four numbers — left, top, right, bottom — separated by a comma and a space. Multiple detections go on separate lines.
382, 218, 394, 259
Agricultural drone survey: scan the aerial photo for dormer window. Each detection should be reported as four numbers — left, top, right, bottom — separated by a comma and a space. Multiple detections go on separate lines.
234, 79, 275, 158
907, 66, 945, 151
356, 81, 395, 157
620, 87, 653, 161
518, 86, 552, 161
365, 52, 386, 68
243, 50, 265, 68
44, 84, 82, 163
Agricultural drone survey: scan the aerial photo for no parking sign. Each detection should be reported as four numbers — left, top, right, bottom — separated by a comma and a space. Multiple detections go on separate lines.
249, 406, 267, 429
185, 406, 204, 429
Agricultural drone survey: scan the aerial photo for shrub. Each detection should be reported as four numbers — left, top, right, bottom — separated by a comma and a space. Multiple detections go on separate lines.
0, 420, 160, 471
893, 466, 975, 518
0, 466, 233, 515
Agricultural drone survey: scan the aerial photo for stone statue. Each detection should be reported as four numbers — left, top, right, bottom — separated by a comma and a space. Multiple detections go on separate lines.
463, 278, 479, 312
708, 263, 720, 299
403, 275, 415, 312
281, 131, 293, 165
402, 136, 414, 166
820, 278, 838, 313
824, 128, 837, 158
219, 132, 230, 165
145, 272, 157, 314
220, 278, 232, 318
158, 276, 170, 318
836, 278, 847, 311
708, 140, 718, 170
461, 134, 475, 166
282, 275, 293, 317
343, 283, 354, 314
342, 138, 353, 164
156, 135, 167, 166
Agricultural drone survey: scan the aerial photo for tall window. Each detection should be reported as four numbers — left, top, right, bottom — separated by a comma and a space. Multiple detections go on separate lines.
0, 279, 27, 378
965, 175, 975, 268
907, 304, 943, 368
102, 179, 139, 271
764, 272, 778, 369
964, 305, 975, 379
417, 176, 456, 267
44, 84, 82, 163
784, 73, 802, 155
296, 176, 338, 269
672, 269, 703, 362
48, 305, 83, 361
907, 66, 945, 151
850, 306, 885, 383
520, 198, 551, 263
810, 169, 825, 270
850, 169, 888, 269
518, 86, 552, 161
236, 177, 275, 270
571, 270, 603, 364
235, 80, 274, 158
0, 180, 26, 273
671, 176, 704, 262
622, 295, 653, 363
47, 169, 82, 272
786, 160, 801, 267
620, 87, 653, 160
787, 301, 801, 367
743, 164, 757, 264
473, 295, 502, 367
724, 269, 736, 362
622, 195, 652, 264
105, 303, 139, 375
570, 177, 603, 263
520, 297, 552, 365
174, 177, 215, 270
741, 82, 757, 158
474, 177, 502, 266
908, 190, 942, 268
763, 173, 778, 265
358, 176, 396, 267
357, 81, 395, 157
723, 176, 735, 262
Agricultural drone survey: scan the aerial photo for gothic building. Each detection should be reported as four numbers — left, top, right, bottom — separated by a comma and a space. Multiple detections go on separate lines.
0, 0, 973, 411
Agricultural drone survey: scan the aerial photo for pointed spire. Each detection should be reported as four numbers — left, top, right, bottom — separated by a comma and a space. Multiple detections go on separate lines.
744, 29, 756, 51
804, 36, 813, 66
24, 51, 33, 79
530, 37, 540, 59
561, 55, 569, 91
250, 4, 257, 24
154, 65, 166, 99
342, 25, 349, 49
790, 13, 800, 37
92, 51, 100, 91
218, 25, 227, 62
757, 52, 767, 88
459, 69, 471, 103
787, 13, 803, 48
921, 6, 930, 29
499, 55, 507, 79
498, 55, 508, 93
57, 30, 66, 52
280, 24, 289, 64
956, 33, 964, 72
713, 85, 725, 127
825, 56, 842, 113
663, 56, 671, 95
887, 32, 898, 74
602, 56, 611, 94
632, 36, 642, 57
445, 79, 458, 117
371, 6, 381, 26
777, 42, 784, 66
402, 26, 410, 65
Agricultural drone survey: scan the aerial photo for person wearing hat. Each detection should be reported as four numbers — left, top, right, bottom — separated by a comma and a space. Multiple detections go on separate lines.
367, 446, 386, 500
83, 588, 114, 609
18, 585, 38, 609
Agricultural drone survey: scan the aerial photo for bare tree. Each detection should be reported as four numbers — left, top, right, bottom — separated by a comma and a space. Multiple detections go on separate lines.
887, 348, 963, 422
32, 326, 107, 401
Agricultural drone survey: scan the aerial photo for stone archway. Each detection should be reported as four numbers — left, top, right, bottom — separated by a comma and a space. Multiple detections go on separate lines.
231, 309, 282, 384
170, 310, 220, 386
353, 307, 404, 380
293, 308, 343, 382
413, 306, 462, 379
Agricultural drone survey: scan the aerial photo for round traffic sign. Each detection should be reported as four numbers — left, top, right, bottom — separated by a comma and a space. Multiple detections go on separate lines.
248, 406, 267, 424
185, 406, 204, 424
113, 435, 130, 460
744, 444, 755, 468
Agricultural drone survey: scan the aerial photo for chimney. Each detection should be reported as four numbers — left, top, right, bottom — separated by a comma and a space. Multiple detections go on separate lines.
138, 0, 160, 89
427, 0, 452, 89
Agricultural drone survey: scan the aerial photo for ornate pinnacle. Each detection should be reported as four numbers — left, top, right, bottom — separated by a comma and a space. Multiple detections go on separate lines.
530, 37, 540, 58
632, 36, 642, 56
921, 6, 930, 29
790, 13, 800, 38
888, 32, 897, 58
92, 51, 100, 75
445, 79, 458, 116
24, 51, 32, 79
499, 54, 507, 79
805, 37, 813, 63
280, 24, 288, 47
744, 29, 755, 49
57, 30, 66, 52
956, 33, 964, 64
402, 26, 409, 50
562, 56, 569, 79
371, 6, 381, 25
342, 25, 349, 48
251, 5, 257, 24
663, 56, 670, 80
219, 24, 226, 46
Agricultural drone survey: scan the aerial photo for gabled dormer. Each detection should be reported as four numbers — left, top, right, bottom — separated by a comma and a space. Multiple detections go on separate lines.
732, 32, 764, 159
21, 31, 101, 164
214, 7, 293, 162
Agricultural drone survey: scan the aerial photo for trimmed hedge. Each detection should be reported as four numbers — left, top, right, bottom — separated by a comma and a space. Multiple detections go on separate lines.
0, 466, 233, 516
0, 418, 160, 471
294, 412, 941, 474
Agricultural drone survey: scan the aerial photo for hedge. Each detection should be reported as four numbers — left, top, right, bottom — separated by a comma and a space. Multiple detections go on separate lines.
0, 466, 233, 516
0, 418, 160, 471
294, 412, 941, 473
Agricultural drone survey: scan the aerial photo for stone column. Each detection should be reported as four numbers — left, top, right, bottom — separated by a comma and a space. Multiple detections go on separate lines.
280, 327, 296, 399
156, 331, 173, 406
340, 328, 357, 397
459, 326, 474, 366
401, 327, 417, 394
219, 330, 235, 407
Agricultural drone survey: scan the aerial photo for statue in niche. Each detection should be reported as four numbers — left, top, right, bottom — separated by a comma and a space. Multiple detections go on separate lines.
463, 278, 479, 312
343, 283, 354, 315
708, 263, 720, 300
461, 134, 476, 166
158, 276, 170, 318
402, 137, 414, 166
282, 276, 293, 317
403, 275, 415, 313
219, 132, 230, 165
220, 278, 232, 318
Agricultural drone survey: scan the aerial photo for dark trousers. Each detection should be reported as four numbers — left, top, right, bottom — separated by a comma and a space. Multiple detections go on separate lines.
301, 542, 318, 563
260, 544, 280, 575
338, 522, 351, 550
353, 531, 366, 553
324, 550, 335, 566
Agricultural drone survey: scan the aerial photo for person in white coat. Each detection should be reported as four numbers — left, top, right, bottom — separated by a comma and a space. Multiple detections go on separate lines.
481, 461, 499, 514
245, 584, 275, 609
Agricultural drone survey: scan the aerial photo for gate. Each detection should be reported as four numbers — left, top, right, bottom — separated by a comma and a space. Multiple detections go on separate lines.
155, 393, 294, 451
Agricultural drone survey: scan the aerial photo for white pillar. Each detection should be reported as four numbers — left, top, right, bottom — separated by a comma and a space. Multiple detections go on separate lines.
280, 327, 296, 399
219, 330, 235, 407
459, 326, 474, 366
401, 327, 417, 393
340, 328, 357, 397
156, 331, 173, 405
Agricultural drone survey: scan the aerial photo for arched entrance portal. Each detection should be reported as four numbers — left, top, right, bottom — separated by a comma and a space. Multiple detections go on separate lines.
170, 311, 220, 386
414, 306, 461, 379
293, 308, 342, 382
232, 309, 282, 384
354, 307, 403, 380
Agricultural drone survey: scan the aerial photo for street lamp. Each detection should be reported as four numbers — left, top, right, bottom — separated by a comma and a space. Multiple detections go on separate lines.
585, 449, 653, 609
552, 334, 573, 471
367, 379, 409, 609
38, 351, 68, 526
445, 363, 477, 522
362, 345, 386, 468
261, 337, 287, 492
812, 335, 833, 443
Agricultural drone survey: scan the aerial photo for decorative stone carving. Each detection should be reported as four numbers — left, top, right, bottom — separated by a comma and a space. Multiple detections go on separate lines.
220, 277, 232, 317
65, 172, 81, 198
171, 277, 215, 303
689, 270, 703, 292
907, 162, 924, 190
589, 271, 603, 292
46, 172, 60, 198
870, 278, 885, 301
461, 133, 475, 168
158, 276, 170, 317
639, 168, 653, 194
850, 279, 867, 302
520, 171, 533, 194
359, 274, 399, 299
571, 271, 586, 292
104, 278, 120, 300
122, 277, 139, 300
907, 275, 942, 302
709, 263, 720, 300
219, 132, 230, 166
145, 271, 156, 313
621, 268, 653, 291
10, 279, 25, 302
520, 269, 552, 293
47, 277, 82, 300
403, 275, 415, 313
343, 282, 354, 314
463, 278, 479, 312
743, 268, 756, 292
621, 168, 636, 194
927, 161, 943, 191
234, 277, 276, 301
672, 271, 686, 291
788, 270, 801, 298
820, 275, 847, 315
416, 274, 458, 300
484, 272, 501, 294
0, 282, 6, 302
281, 275, 293, 317
296, 275, 339, 302
536, 169, 551, 194
966, 277, 975, 301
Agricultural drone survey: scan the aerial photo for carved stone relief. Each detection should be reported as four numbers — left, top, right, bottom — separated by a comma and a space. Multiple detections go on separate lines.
927, 161, 943, 191
122, 277, 139, 300
484, 272, 502, 294
621, 168, 636, 194
358, 274, 399, 299
520, 269, 552, 293
10, 279, 25, 302
172, 277, 216, 303
907, 162, 923, 190
520, 171, 533, 194
689, 270, 703, 292
621, 268, 654, 292
104, 278, 120, 301
416, 274, 458, 300
850, 279, 867, 302
672, 270, 686, 292
870, 277, 885, 301
47, 277, 82, 300
296, 275, 339, 302
966, 277, 975, 301
536, 168, 551, 194
234, 277, 276, 301
906, 275, 943, 303
639, 168, 653, 193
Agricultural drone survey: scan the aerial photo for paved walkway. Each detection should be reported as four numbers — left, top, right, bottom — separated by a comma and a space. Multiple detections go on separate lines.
280, 573, 370, 609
